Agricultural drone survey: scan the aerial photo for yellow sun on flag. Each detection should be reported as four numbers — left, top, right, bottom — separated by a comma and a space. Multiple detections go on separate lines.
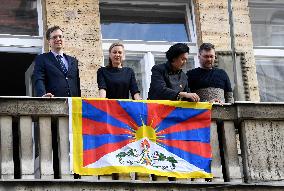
135, 124, 157, 142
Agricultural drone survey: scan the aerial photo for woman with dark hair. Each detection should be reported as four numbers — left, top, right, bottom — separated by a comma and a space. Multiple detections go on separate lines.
97, 42, 141, 99
148, 43, 200, 101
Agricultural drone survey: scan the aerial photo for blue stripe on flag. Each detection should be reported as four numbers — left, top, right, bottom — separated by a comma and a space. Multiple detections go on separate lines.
83, 134, 131, 150
159, 143, 211, 173
156, 108, 207, 132
118, 101, 148, 127
82, 101, 133, 131
161, 127, 210, 143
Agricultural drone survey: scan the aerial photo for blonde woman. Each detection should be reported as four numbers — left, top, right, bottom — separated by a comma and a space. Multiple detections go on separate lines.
97, 42, 141, 100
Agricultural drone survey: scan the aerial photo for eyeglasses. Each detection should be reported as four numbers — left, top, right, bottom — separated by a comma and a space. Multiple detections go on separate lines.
49, 35, 64, 40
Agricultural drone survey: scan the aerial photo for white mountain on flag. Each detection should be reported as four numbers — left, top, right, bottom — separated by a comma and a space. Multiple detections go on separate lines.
85, 138, 203, 173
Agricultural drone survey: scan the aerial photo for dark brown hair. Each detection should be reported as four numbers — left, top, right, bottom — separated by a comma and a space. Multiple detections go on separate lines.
199, 43, 215, 54
46, 26, 63, 40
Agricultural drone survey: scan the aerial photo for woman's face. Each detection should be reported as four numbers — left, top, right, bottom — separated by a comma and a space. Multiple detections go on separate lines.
172, 52, 189, 71
109, 45, 124, 67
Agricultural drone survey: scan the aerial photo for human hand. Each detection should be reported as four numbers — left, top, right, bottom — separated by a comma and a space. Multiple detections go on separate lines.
42, 93, 54, 98
179, 92, 200, 102
209, 98, 223, 105
187, 93, 200, 102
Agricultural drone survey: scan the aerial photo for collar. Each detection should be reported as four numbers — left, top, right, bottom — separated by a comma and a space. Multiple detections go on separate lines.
51, 51, 64, 58
166, 61, 182, 75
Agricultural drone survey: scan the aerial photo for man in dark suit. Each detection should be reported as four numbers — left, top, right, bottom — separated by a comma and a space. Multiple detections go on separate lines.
33, 26, 80, 97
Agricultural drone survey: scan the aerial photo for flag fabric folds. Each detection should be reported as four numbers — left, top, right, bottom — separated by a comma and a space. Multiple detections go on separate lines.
69, 98, 213, 178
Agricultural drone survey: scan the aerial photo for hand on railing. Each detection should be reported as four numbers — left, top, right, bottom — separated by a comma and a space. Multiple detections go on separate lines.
42, 93, 54, 97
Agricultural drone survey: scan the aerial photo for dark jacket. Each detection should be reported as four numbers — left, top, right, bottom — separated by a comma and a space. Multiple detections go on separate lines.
148, 62, 189, 100
32, 52, 81, 97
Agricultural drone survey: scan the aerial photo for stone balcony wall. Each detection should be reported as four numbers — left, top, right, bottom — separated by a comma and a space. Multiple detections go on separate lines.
0, 98, 283, 189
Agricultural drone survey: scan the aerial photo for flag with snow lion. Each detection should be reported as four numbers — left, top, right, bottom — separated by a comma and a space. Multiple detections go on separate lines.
69, 98, 213, 178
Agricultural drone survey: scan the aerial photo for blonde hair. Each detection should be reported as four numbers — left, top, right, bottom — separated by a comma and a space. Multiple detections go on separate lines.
108, 42, 125, 67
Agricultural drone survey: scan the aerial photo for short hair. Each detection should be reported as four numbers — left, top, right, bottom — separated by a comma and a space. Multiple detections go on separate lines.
166, 43, 189, 63
108, 42, 125, 67
199, 43, 215, 54
46, 26, 63, 40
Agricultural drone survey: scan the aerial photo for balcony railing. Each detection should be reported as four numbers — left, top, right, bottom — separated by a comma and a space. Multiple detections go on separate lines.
0, 97, 283, 187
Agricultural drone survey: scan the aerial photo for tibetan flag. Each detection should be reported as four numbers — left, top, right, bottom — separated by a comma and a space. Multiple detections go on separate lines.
69, 98, 213, 178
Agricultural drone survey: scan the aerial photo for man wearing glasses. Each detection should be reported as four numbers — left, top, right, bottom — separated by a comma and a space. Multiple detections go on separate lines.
186, 43, 234, 103
33, 26, 80, 97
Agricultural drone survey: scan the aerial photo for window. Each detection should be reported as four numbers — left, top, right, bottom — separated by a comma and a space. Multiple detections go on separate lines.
100, 0, 198, 99
0, 0, 43, 96
256, 58, 284, 102
0, 0, 43, 53
249, 0, 284, 101
100, 3, 190, 42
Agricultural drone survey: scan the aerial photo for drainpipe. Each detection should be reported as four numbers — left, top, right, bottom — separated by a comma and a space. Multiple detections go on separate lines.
228, 0, 239, 101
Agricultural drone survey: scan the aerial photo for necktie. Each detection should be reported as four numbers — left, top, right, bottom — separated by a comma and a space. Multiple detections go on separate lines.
56, 55, 68, 75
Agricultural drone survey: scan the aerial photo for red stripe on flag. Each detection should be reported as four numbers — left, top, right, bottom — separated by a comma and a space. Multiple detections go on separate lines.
82, 118, 133, 135
157, 110, 211, 135
84, 99, 139, 131
83, 139, 132, 166
147, 103, 176, 129
157, 139, 212, 158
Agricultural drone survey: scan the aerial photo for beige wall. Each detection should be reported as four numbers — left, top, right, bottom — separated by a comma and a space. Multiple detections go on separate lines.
194, 0, 260, 101
43, 0, 103, 97
232, 0, 259, 101
43, 0, 260, 101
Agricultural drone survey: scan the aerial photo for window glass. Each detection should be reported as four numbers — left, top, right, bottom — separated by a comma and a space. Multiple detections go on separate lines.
256, 59, 284, 102
124, 57, 143, 96
249, 0, 284, 102
0, 0, 38, 35
249, 1, 284, 46
100, 3, 190, 42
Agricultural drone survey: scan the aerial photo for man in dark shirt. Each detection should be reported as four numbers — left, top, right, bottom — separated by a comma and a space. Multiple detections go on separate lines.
186, 43, 234, 103
148, 43, 199, 101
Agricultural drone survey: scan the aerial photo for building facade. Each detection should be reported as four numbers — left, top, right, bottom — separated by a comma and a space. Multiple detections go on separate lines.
0, 1, 284, 189
0, 0, 283, 101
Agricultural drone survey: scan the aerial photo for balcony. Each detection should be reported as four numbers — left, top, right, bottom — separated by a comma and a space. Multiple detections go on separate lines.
0, 97, 283, 190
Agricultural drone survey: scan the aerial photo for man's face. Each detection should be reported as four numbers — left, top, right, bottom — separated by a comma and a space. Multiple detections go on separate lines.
172, 52, 189, 71
48, 29, 64, 52
199, 49, 215, 69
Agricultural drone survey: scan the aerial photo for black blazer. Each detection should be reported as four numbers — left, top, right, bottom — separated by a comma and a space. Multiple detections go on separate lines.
32, 52, 81, 97
148, 62, 189, 100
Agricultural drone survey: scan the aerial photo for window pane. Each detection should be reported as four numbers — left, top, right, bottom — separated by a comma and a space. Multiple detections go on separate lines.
249, 0, 284, 46
124, 57, 143, 97
0, 0, 38, 35
256, 59, 284, 102
100, 3, 190, 42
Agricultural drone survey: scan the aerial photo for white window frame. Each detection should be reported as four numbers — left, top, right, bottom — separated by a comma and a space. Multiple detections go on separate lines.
249, 0, 284, 102
249, 0, 284, 61
100, 0, 199, 99
0, 0, 44, 54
